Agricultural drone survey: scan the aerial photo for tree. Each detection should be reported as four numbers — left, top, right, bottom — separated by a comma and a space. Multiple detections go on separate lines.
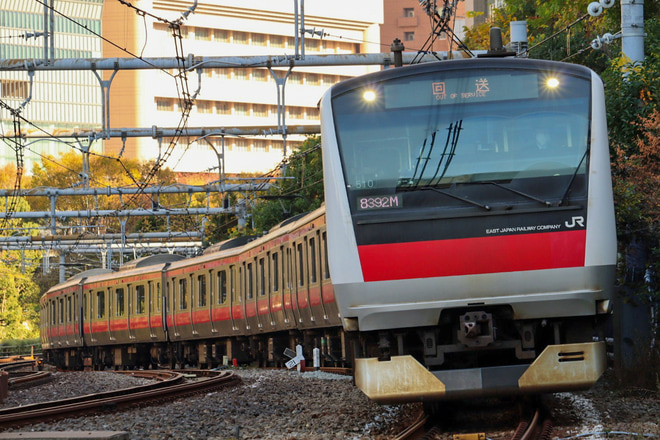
205, 136, 324, 243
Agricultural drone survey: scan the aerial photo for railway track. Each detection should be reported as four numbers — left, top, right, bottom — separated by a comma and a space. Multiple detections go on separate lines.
0, 359, 52, 390
394, 401, 553, 440
0, 369, 239, 428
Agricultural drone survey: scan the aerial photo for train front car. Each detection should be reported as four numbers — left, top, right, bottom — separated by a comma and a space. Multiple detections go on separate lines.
320, 58, 616, 403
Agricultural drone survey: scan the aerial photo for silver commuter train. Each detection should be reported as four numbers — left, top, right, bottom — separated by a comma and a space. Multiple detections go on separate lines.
319, 57, 617, 402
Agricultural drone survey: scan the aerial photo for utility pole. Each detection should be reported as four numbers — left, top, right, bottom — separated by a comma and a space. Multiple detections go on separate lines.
620, 0, 645, 64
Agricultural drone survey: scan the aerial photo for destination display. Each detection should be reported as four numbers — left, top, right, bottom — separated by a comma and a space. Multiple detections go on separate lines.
383, 72, 541, 108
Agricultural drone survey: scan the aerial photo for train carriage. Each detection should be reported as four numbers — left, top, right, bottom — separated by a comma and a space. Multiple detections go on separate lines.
319, 57, 617, 402
41, 207, 345, 370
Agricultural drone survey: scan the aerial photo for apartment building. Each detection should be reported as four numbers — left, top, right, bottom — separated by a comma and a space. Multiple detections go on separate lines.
381, 0, 487, 55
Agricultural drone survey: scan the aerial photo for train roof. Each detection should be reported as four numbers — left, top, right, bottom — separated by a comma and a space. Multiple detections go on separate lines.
118, 254, 185, 271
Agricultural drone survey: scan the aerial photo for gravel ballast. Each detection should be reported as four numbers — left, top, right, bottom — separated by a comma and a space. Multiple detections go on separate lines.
2, 368, 658, 440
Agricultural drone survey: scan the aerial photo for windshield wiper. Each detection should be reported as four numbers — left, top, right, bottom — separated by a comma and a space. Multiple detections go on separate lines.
559, 148, 589, 205
419, 186, 491, 211
410, 120, 463, 189
484, 181, 553, 207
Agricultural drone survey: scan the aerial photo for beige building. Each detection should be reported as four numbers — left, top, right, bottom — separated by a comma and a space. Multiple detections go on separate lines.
101, 0, 383, 174
1, 0, 383, 175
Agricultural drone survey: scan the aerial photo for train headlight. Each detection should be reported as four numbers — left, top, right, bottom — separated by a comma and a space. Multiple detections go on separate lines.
363, 90, 377, 102
546, 77, 560, 89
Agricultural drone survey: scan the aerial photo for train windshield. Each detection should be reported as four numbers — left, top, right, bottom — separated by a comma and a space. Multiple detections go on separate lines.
331, 66, 591, 213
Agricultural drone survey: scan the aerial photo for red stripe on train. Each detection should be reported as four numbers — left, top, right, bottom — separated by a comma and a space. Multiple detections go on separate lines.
358, 230, 586, 282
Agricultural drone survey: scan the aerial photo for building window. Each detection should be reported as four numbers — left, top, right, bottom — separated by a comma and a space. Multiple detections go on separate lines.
270, 35, 284, 48
156, 98, 173, 111
404, 8, 415, 17
253, 104, 268, 117
0, 80, 29, 99
197, 101, 212, 113
215, 29, 229, 42
234, 103, 248, 116
404, 32, 415, 41
233, 31, 248, 44
216, 102, 231, 114
195, 27, 210, 40
252, 69, 268, 82
252, 33, 266, 46
234, 139, 248, 152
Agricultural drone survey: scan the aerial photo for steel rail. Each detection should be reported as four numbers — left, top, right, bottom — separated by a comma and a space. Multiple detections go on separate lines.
0, 369, 238, 428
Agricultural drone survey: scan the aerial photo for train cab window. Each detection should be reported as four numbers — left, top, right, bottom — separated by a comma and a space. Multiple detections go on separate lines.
96, 291, 105, 318
297, 243, 305, 287
259, 257, 266, 296
309, 237, 318, 284
116, 288, 125, 317
179, 279, 188, 310
272, 252, 280, 292
247, 262, 254, 299
198, 274, 207, 307
322, 232, 330, 280
136, 285, 146, 315
218, 270, 227, 304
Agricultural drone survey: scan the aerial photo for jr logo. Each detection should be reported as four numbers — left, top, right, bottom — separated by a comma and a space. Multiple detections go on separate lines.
565, 216, 585, 228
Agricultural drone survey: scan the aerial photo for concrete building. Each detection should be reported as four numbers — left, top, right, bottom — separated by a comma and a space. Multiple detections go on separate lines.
380, 0, 487, 55
0, 0, 383, 175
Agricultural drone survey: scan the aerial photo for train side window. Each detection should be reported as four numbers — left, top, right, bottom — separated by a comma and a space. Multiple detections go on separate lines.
84, 294, 88, 320
198, 274, 207, 307
259, 257, 266, 296
179, 279, 188, 310
244, 262, 252, 299
136, 285, 146, 315
309, 237, 318, 284
297, 243, 305, 287
51, 301, 56, 325
58, 298, 64, 323
218, 270, 227, 304
67, 296, 72, 322
272, 252, 279, 292
97, 291, 105, 318
156, 282, 162, 312
116, 288, 125, 317
230, 266, 238, 303
322, 231, 330, 280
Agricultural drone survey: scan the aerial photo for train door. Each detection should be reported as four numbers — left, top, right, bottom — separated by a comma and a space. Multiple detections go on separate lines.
251, 258, 264, 330
272, 248, 290, 326
127, 285, 136, 340
309, 233, 329, 322
295, 239, 315, 325
107, 288, 116, 342
285, 246, 300, 324
241, 262, 254, 332
209, 270, 218, 334
189, 274, 198, 336
263, 253, 275, 328
147, 281, 156, 339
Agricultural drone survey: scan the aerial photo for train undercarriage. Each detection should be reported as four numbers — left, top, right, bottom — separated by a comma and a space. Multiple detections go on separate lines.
353, 306, 610, 403
45, 328, 349, 372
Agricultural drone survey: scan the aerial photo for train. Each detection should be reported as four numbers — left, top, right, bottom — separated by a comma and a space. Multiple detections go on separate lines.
41, 57, 617, 403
